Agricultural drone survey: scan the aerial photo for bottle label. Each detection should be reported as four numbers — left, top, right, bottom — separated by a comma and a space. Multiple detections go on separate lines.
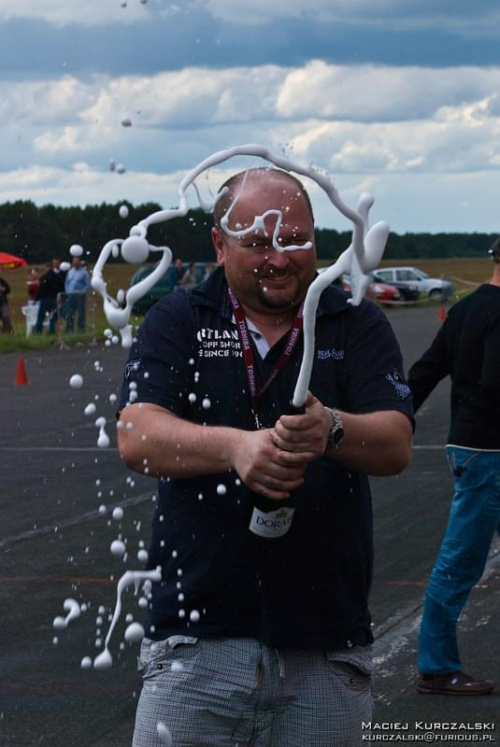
248, 504, 296, 538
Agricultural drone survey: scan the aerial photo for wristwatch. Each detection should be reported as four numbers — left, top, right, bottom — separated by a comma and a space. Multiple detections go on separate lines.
325, 407, 344, 449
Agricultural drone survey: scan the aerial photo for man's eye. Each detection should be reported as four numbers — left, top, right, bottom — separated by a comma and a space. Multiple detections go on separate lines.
241, 242, 268, 251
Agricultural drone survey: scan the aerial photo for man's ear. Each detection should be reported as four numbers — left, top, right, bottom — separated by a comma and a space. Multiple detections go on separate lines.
211, 227, 226, 266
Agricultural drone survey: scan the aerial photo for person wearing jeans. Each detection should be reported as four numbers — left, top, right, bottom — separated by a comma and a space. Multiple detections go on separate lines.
418, 448, 500, 680
64, 256, 91, 332
408, 239, 500, 695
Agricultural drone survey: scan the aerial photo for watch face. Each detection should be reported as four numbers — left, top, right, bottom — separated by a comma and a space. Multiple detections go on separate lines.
332, 426, 344, 445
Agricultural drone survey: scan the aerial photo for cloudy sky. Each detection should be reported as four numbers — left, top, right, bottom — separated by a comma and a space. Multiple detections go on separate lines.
1, 0, 500, 233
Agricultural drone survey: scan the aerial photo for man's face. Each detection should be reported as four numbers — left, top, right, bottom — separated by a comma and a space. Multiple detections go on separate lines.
212, 175, 316, 316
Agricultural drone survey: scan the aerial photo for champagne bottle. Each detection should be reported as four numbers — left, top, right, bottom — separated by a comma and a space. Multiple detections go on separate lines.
248, 403, 304, 539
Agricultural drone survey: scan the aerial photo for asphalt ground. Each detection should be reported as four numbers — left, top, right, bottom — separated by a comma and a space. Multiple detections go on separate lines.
0, 304, 499, 746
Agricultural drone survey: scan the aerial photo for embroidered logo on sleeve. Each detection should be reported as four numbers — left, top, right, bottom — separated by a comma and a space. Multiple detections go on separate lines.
317, 348, 344, 361
385, 370, 411, 400
125, 359, 141, 380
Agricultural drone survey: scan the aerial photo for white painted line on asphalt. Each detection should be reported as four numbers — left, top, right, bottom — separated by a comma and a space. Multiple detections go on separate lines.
0, 490, 155, 550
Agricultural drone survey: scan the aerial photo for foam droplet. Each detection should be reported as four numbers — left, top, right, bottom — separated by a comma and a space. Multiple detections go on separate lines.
69, 374, 84, 389
156, 722, 173, 746
202, 398, 211, 409
112, 507, 124, 521
93, 649, 113, 670
216, 484, 227, 496
84, 403, 96, 416
70, 244, 84, 257
137, 549, 148, 563
121, 236, 150, 264
189, 610, 200, 623
81, 656, 92, 669
124, 622, 145, 643
60, 261, 71, 272
110, 539, 126, 557
119, 205, 129, 219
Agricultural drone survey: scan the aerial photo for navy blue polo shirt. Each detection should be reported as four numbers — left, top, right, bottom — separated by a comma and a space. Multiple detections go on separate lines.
119, 267, 413, 650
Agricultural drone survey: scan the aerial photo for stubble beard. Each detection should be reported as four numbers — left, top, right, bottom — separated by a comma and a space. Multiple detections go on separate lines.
255, 274, 304, 311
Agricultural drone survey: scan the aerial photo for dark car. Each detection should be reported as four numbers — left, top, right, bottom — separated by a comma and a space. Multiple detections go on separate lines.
384, 281, 420, 303
131, 261, 209, 314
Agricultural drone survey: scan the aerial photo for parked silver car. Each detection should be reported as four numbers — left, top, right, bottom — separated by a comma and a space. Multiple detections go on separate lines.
372, 266, 453, 301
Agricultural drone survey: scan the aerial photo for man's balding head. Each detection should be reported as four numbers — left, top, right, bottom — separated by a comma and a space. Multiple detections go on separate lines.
213, 168, 314, 230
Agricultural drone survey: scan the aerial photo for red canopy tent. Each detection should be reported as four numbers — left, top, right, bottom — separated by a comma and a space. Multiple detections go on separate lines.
0, 252, 28, 269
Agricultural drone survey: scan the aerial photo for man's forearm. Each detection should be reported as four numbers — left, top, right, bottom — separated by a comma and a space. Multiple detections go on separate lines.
118, 403, 241, 478
326, 410, 412, 476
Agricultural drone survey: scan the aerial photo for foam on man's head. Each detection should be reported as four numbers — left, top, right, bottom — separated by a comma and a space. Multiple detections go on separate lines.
213, 167, 314, 229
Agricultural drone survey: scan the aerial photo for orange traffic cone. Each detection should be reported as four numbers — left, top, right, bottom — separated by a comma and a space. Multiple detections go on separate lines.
438, 304, 447, 323
14, 357, 28, 386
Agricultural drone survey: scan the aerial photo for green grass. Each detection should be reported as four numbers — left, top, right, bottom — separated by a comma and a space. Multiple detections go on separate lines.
0, 330, 103, 354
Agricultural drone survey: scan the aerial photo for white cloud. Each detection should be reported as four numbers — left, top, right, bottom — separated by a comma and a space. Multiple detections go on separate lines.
0, 76, 95, 126
4, 60, 500, 233
277, 61, 500, 122
21, 63, 500, 181
288, 97, 500, 176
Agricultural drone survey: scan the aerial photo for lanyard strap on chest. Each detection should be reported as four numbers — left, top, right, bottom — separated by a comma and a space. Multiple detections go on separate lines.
227, 288, 303, 422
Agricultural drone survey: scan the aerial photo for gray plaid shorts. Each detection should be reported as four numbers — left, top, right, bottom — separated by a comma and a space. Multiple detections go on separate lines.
132, 636, 373, 747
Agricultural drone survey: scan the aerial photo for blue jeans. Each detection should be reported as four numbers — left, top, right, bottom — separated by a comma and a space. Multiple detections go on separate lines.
35, 297, 58, 334
418, 447, 500, 675
65, 293, 86, 332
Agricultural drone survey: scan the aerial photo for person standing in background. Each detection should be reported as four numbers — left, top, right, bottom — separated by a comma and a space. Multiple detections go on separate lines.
179, 261, 197, 289
0, 276, 13, 333
35, 258, 65, 334
64, 256, 91, 333
408, 239, 500, 696
26, 268, 40, 304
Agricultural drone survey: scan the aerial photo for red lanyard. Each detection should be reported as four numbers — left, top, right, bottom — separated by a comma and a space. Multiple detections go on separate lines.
228, 288, 303, 428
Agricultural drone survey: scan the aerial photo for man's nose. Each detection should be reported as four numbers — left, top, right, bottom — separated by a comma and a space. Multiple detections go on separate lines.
266, 244, 291, 267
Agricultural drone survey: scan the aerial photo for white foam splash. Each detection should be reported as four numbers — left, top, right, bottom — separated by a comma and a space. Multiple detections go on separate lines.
93, 567, 161, 670
53, 598, 81, 630
92, 145, 388, 396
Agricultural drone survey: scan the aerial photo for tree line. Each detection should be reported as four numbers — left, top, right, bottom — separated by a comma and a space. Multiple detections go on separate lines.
0, 199, 497, 265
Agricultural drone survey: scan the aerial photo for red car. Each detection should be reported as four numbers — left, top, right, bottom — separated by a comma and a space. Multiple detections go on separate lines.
342, 278, 402, 305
